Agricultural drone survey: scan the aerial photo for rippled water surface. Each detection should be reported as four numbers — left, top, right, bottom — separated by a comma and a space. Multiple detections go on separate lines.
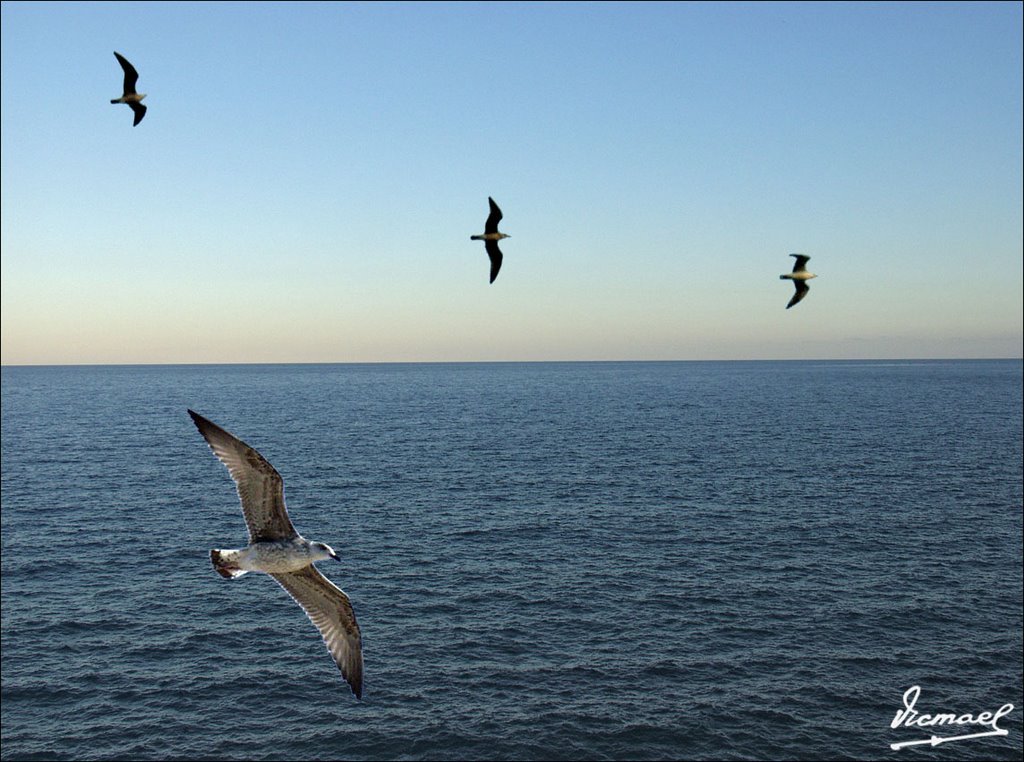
2, 361, 1021, 760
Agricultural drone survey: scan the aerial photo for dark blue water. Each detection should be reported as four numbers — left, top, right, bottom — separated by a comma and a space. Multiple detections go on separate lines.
2, 361, 1021, 761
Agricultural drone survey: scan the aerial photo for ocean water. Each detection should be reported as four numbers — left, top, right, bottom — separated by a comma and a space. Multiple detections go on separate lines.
1, 360, 1021, 761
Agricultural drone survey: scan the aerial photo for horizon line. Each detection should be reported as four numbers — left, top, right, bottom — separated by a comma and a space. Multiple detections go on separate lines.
2, 356, 1022, 369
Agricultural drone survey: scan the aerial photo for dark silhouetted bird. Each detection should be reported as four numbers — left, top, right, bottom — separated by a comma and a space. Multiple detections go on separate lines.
470, 197, 510, 283
111, 52, 147, 126
780, 254, 817, 309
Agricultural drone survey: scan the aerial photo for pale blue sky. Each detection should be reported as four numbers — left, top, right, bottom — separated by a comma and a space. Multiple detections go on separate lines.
2, 1, 1021, 364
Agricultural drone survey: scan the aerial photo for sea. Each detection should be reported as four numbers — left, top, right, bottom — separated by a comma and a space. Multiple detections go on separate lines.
1, 360, 1021, 761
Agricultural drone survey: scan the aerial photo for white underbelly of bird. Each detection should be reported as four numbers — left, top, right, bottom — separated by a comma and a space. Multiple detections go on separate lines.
213, 540, 328, 576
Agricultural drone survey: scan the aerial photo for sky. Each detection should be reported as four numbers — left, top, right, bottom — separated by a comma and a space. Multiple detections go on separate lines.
1, 1, 1021, 364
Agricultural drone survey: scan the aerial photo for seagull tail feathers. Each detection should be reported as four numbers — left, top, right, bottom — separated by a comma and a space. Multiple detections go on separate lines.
210, 549, 248, 579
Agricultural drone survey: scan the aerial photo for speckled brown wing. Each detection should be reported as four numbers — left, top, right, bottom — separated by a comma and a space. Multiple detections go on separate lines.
188, 410, 297, 542
270, 565, 364, 698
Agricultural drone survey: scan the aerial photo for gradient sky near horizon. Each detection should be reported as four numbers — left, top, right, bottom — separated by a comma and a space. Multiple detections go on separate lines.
2, 1, 1021, 364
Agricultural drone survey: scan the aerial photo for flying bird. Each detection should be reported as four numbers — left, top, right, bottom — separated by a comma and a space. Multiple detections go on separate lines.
111, 52, 147, 126
188, 410, 363, 699
470, 196, 510, 283
779, 253, 817, 309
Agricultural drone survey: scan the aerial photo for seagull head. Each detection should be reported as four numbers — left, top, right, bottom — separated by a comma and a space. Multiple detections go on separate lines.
311, 541, 340, 562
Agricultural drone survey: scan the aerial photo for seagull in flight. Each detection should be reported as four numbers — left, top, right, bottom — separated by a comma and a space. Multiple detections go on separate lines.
779, 254, 817, 309
111, 52, 147, 126
188, 410, 364, 699
470, 196, 510, 283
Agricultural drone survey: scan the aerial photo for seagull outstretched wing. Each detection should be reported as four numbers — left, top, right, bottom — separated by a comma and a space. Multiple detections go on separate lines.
114, 51, 140, 95
270, 566, 364, 699
188, 410, 297, 542
484, 196, 503, 235
787, 279, 810, 309
790, 254, 811, 273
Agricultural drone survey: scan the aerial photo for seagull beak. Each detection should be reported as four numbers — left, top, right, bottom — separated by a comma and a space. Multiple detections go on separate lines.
332, 551, 341, 562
